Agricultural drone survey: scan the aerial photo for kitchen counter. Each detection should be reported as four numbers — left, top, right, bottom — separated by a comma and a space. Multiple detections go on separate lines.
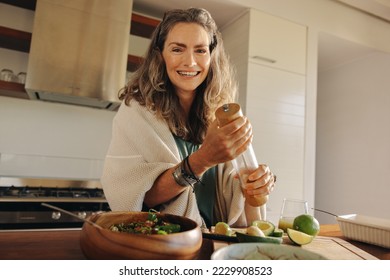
0, 229, 86, 260
0, 225, 388, 260
0, 228, 213, 260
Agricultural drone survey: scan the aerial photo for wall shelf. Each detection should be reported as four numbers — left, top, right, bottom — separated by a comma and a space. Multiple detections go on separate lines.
131, 13, 160, 39
0, 26, 32, 53
127, 54, 144, 72
0, 80, 28, 99
0, 0, 36, 10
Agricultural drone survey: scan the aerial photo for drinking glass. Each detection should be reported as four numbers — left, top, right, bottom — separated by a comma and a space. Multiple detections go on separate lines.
1, 69, 15, 81
278, 198, 309, 232
17, 72, 26, 84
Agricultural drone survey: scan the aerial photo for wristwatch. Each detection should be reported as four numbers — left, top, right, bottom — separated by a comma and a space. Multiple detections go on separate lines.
172, 163, 197, 187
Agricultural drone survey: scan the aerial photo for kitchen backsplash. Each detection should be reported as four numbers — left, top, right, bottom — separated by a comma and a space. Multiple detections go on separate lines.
0, 96, 115, 180
0, 153, 105, 180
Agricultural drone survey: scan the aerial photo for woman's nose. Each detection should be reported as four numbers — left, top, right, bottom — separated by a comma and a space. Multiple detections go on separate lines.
183, 52, 197, 67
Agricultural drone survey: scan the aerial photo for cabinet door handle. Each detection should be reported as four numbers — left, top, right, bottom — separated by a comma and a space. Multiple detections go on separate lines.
251, 56, 277, 64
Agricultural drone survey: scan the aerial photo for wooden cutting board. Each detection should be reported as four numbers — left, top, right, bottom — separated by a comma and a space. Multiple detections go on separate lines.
295, 236, 378, 260
213, 236, 378, 260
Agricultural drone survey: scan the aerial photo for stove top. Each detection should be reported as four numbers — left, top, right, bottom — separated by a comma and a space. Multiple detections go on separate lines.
0, 177, 110, 230
0, 177, 107, 202
0, 186, 106, 202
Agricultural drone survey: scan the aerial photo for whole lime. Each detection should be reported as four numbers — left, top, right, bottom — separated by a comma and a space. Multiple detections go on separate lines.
293, 214, 320, 236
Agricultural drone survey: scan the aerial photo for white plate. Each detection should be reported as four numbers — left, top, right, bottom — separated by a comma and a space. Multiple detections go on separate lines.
336, 214, 390, 248
211, 243, 327, 260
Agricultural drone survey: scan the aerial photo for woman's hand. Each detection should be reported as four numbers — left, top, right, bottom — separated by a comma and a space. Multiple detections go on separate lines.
244, 164, 276, 197
197, 116, 253, 168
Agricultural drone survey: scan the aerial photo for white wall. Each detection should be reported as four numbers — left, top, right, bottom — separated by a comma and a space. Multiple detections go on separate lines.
316, 51, 390, 223
0, 96, 115, 180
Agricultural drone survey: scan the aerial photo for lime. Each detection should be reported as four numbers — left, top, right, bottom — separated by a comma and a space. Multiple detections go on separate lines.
251, 220, 275, 236
287, 228, 314, 245
214, 222, 233, 236
293, 214, 320, 236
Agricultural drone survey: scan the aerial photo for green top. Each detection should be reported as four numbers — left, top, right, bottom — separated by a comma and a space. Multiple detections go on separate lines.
173, 135, 216, 228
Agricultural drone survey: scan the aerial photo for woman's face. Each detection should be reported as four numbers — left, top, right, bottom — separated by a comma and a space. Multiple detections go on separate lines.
162, 22, 211, 97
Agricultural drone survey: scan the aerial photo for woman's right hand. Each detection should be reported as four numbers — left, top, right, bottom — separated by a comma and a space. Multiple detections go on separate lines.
197, 116, 254, 168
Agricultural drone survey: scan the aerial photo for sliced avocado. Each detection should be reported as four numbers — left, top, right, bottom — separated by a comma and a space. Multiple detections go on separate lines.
251, 220, 275, 236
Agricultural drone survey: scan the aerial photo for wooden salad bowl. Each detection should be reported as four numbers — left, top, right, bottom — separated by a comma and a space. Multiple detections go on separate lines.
79, 211, 202, 260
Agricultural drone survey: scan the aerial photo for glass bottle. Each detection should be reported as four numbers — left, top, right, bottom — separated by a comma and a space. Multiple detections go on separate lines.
215, 103, 268, 207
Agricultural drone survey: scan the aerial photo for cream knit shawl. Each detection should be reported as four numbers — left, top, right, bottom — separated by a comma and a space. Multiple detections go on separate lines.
101, 101, 264, 228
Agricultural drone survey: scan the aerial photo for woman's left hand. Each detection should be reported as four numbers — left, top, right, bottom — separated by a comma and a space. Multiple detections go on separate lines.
244, 164, 276, 197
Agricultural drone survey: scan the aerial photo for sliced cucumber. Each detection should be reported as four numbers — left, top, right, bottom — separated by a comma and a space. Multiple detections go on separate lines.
236, 232, 283, 244
271, 228, 284, 237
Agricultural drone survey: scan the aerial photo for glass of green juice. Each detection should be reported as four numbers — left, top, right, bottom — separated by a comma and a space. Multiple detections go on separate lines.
278, 198, 309, 233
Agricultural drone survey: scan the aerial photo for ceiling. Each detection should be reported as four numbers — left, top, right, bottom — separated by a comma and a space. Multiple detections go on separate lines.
132, 0, 247, 28
133, 0, 390, 24
132, 0, 386, 73
318, 33, 378, 73
335, 0, 390, 22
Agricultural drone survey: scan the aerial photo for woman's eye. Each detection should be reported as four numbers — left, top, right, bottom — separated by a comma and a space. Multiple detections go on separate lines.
196, 49, 208, 54
172, 47, 182, 52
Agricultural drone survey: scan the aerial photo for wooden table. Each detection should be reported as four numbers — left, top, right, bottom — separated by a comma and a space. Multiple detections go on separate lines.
0, 225, 388, 260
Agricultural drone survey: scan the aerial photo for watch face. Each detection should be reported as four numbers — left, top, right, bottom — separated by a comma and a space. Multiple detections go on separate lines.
181, 168, 198, 186
172, 165, 191, 187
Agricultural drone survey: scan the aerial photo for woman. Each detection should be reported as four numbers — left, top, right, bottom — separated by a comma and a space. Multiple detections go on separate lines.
101, 8, 276, 229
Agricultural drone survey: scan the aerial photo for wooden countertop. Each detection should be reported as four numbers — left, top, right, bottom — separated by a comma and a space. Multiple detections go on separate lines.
0, 225, 388, 260
0, 229, 86, 260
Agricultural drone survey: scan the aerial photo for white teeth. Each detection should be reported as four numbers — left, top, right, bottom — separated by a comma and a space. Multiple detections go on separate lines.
178, 71, 198, 77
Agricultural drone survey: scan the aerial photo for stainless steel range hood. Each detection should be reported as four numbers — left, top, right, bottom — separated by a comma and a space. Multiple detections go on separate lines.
25, 0, 133, 110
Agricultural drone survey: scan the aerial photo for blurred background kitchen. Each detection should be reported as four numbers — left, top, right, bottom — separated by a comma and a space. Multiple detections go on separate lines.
0, 0, 389, 229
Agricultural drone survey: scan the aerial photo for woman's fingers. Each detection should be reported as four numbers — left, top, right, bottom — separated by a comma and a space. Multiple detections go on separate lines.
221, 117, 253, 157
200, 117, 253, 165
245, 165, 276, 196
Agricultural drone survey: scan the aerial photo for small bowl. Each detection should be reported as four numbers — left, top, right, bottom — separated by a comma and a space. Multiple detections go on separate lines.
79, 211, 202, 260
336, 214, 390, 249
211, 243, 327, 260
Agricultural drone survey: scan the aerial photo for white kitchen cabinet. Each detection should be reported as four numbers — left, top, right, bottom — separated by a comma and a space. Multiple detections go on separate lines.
248, 9, 307, 75
246, 63, 306, 223
222, 9, 307, 224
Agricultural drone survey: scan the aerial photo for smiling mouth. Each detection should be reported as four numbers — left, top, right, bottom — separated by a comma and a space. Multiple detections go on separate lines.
177, 71, 200, 77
